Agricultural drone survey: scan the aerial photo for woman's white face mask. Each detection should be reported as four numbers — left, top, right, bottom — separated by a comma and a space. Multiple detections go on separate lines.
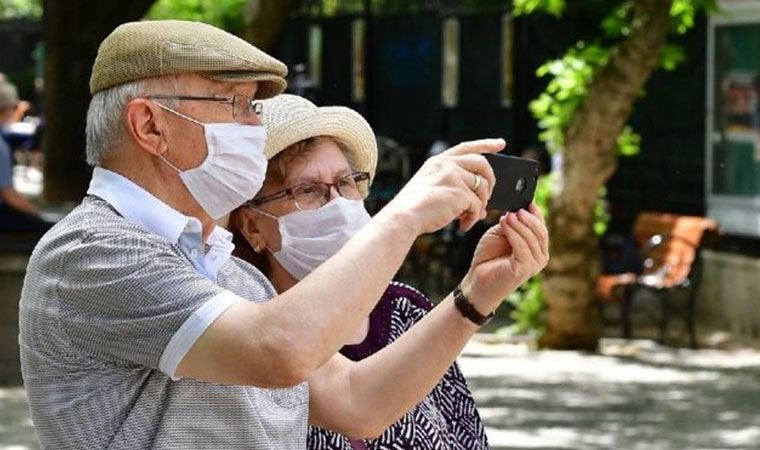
256, 196, 371, 280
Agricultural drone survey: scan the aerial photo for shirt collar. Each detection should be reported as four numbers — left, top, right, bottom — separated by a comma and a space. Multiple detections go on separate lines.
88, 167, 192, 243
87, 167, 235, 280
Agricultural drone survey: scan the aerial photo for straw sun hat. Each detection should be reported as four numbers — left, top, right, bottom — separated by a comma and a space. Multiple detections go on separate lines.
261, 94, 378, 195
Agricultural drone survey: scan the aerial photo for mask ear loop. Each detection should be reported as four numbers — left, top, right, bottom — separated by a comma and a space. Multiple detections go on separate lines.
246, 204, 278, 221
152, 101, 205, 126
242, 204, 278, 256
151, 101, 206, 173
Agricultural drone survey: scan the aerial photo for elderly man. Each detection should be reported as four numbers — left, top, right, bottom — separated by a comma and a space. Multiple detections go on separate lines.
19, 20, 549, 449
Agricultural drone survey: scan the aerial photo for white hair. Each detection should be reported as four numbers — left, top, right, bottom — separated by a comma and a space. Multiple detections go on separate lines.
85, 77, 178, 166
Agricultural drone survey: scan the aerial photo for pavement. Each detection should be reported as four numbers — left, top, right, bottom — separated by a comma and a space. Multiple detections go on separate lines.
459, 336, 760, 450
2, 336, 760, 450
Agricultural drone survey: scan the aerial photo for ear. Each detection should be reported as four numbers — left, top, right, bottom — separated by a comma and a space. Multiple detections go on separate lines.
124, 98, 169, 157
237, 207, 271, 252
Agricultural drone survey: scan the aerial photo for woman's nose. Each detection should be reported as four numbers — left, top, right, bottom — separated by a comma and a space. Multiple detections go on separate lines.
327, 185, 341, 201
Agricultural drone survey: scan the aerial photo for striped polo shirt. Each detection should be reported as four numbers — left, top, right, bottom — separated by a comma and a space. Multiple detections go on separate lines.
18, 168, 308, 449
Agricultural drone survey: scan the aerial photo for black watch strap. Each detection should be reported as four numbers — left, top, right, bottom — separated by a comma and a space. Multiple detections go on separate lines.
453, 285, 494, 326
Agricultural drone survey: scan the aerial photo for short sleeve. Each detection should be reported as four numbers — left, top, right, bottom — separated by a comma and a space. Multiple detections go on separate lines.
58, 232, 243, 377
0, 139, 13, 189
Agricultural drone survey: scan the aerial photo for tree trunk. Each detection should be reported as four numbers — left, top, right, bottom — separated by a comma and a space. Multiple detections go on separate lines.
42, 0, 156, 203
539, 0, 674, 350
243, 0, 298, 51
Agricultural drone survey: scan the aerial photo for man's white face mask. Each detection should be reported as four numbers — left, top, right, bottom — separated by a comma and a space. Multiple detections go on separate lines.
154, 102, 268, 220
257, 196, 371, 280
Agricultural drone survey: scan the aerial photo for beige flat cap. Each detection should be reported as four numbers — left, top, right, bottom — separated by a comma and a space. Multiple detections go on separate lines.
90, 20, 288, 97
262, 94, 378, 196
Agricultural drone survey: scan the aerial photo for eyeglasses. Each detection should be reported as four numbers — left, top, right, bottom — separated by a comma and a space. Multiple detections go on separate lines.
146, 94, 263, 124
249, 172, 371, 210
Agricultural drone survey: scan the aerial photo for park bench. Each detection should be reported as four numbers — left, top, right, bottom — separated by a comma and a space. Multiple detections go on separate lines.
596, 212, 719, 348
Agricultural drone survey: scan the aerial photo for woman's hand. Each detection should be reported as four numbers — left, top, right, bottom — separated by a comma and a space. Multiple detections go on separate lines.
460, 203, 549, 316
379, 139, 502, 235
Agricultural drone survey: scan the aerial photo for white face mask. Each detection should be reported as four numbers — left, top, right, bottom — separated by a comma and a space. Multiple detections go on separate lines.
258, 197, 371, 280
155, 103, 268, 220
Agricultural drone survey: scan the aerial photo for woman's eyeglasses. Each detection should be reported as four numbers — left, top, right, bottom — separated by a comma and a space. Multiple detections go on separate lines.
248, 172, 370, 210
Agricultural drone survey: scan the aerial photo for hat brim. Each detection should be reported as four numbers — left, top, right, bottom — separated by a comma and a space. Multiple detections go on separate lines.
203, 72, 287, 99
265, 106, 378, 197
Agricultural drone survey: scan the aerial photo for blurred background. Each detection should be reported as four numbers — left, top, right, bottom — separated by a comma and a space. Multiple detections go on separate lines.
2, 0, 760, 449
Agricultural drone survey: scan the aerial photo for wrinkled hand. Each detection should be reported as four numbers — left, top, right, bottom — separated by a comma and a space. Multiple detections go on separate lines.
461, 203, 549, 315
382, 138, 503, 235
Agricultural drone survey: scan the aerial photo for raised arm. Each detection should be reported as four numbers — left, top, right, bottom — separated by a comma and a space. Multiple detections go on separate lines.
309, 204, 549, 438
175, 139, 503, 387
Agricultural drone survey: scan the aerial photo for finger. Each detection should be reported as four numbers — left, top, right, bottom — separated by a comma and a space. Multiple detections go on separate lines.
446, 138, 505, 157
499, 213, 533, 262
458, 187, 485, 231
450, 154, 497, 199
525, 204, 549, 258
505, 212, 543, 263
517, 208, 549, 258
501, 221, 531, 274
528, 202, 546, 226
457, 166, 489, 218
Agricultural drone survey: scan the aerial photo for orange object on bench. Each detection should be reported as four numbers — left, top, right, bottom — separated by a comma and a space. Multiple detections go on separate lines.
596, 212, 718, 347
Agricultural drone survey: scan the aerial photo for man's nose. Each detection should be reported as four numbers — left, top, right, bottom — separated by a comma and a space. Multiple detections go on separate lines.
240, 113, 262, 126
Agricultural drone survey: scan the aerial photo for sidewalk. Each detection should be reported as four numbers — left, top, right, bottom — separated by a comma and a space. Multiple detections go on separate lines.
2, 337, 760, 450
459, 336, 760, 450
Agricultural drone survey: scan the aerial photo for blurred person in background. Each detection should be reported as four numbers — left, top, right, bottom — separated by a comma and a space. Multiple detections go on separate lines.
0, 80, 52, 234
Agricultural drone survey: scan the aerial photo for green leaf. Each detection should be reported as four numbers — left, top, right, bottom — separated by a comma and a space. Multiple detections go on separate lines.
147, 0, 248, 33
616, 126, 641, 156
513, 0, 566, 18
0, 0, 41, 19
660, 43, 687, 71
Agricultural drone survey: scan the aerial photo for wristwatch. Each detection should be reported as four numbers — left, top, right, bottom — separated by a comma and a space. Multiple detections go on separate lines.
453, 285, 494, 326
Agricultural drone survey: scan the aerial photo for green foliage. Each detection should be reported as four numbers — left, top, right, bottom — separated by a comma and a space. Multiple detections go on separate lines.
616, 125, 641, 157
527, 0, 714, 162
601, 1, 633, 38
0, 0, 41, 19
147, 0, 248, 34
671, 0, 718, 34
512, 0, 565, 18
529, 42, 611, 154
660, 43, 687, 71
506, 0, 714, 337
504, 276, 545, 336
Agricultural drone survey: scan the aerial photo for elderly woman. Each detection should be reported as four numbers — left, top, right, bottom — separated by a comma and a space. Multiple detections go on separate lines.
228, 94, 489, 450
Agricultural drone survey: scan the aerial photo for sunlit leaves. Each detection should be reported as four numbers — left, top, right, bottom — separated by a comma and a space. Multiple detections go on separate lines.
660, 43, 686, 71
512, 0, 566, 18
670, 0, 718, 34
0, 0, 41, 19
601, 1, 633, 38
616, 126, 641, 157
529, 42, 610, 154
147, 0, 248, 34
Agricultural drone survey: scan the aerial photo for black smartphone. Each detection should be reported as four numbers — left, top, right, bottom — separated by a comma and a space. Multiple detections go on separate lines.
483, 153, 540, 212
